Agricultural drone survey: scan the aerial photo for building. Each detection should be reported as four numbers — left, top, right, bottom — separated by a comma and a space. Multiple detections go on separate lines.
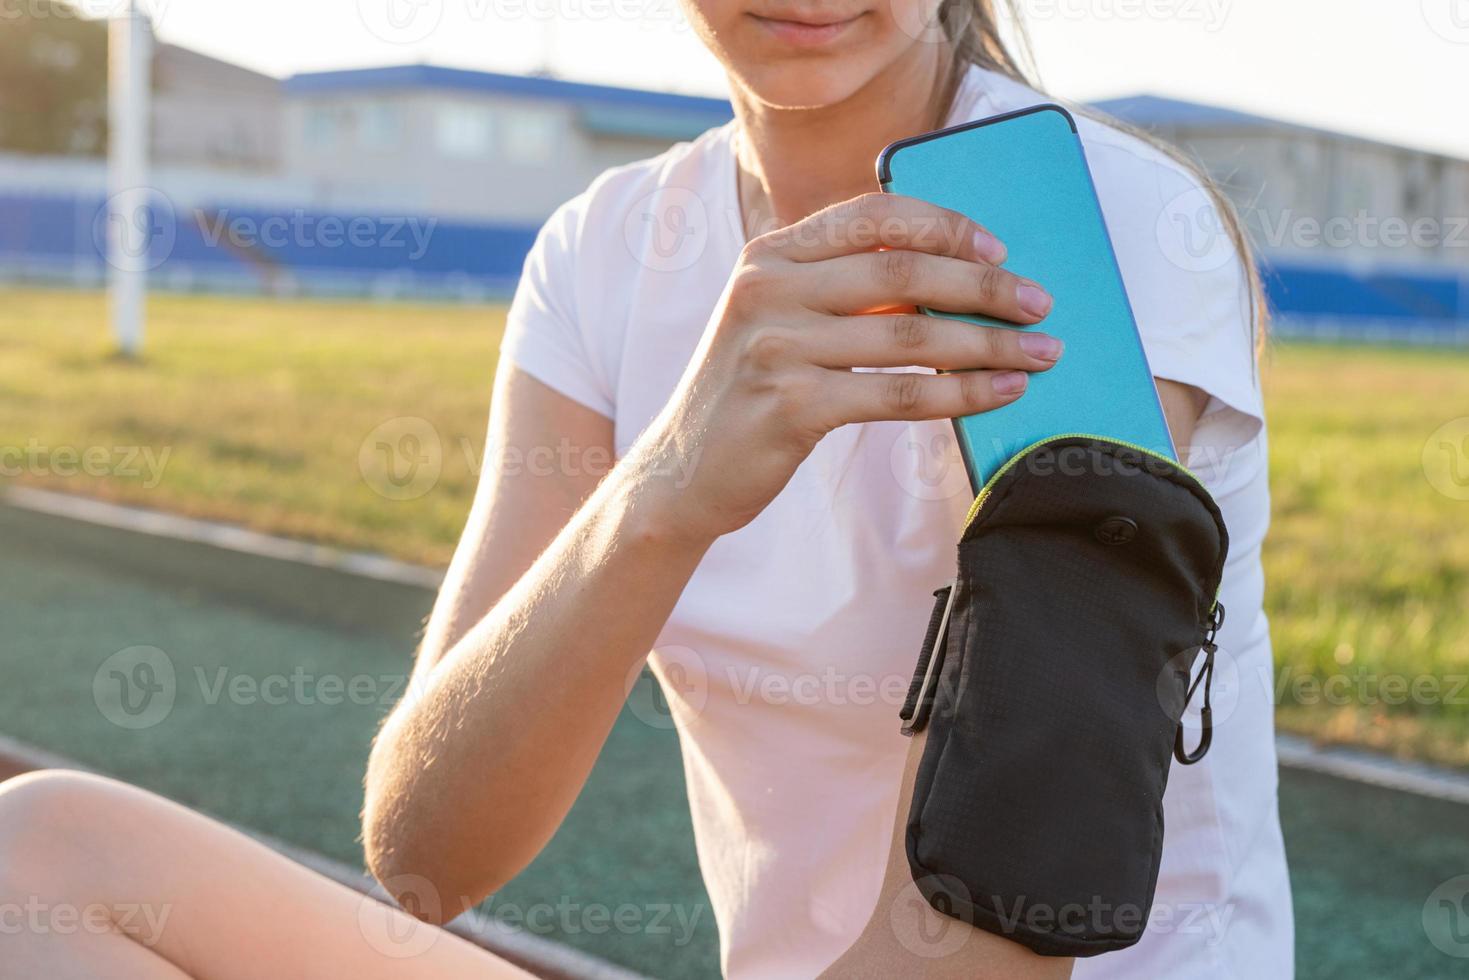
1099, 95, 1469, 339
0, 57, 731, 296
151, 40, 283, 173
282, 65, 732, 223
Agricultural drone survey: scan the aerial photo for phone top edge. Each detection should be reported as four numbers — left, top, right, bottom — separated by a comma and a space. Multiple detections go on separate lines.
874, 102, 1077, 185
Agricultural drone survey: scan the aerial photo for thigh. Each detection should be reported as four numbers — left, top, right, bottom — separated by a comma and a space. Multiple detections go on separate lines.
0, 771, 530, 980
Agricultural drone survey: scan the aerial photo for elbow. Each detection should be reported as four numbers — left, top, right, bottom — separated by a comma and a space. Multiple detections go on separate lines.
362, 733, 522, 924
363, 800, 523, 927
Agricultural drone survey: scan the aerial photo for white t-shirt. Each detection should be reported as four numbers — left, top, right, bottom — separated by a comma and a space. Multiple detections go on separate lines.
503, 66, 1293, 980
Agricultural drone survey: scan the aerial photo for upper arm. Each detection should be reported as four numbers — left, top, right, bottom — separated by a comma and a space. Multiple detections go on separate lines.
1086, 131, 1266, 467
1156, 378, 1209, 457
415, 190, 617, 674
415, 364, 613, 676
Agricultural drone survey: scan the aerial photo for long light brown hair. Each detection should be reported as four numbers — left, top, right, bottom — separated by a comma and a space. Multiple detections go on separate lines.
938, 0, 1268, 357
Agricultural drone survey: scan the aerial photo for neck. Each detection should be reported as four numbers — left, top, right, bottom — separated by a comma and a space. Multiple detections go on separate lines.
732, 47, 957, 236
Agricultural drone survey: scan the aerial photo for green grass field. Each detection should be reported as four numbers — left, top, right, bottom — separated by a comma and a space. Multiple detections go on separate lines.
3, 286, 1468, 765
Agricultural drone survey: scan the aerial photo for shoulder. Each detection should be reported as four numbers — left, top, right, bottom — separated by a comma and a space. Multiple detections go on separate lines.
960, 68, 1264, 461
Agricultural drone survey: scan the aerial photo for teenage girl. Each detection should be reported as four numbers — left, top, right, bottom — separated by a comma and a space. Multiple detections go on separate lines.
0, 2, 1291, 977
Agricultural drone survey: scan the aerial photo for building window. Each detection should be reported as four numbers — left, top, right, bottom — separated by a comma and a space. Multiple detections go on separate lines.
436, 104, 494, 158
360, 104, 402, 150
501, 108, 557, 165
305, 105, 353, 148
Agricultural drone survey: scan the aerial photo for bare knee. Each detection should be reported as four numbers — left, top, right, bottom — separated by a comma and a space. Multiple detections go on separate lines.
0, 770, 119, 885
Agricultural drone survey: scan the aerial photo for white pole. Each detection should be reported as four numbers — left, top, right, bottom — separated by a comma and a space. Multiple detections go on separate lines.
108, 0, 152, 357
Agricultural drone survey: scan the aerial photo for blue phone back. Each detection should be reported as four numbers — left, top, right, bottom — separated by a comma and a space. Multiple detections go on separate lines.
878, 104, 1174, 489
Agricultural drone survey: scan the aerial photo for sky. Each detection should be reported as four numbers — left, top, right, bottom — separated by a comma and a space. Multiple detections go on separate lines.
107, 0, 1467, 159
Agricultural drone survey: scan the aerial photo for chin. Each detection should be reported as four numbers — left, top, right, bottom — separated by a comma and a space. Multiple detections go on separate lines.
735, 58, 886, 110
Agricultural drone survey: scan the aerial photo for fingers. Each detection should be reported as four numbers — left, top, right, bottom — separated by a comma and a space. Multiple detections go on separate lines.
823, 367, 1032, 425
752, 193, 1007, 266
799, 313, 1063, 371
803, 250, 1053, 324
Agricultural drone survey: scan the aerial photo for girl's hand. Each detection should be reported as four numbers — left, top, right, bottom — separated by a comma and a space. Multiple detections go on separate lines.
636, 192, 1062, 543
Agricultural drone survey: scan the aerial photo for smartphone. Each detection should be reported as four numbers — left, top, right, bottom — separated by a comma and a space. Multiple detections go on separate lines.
876, 103, 1175, 491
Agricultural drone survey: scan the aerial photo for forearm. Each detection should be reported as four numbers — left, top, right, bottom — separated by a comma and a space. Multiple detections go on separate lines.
821, 731, 1074, 979
364, 452, 711, 915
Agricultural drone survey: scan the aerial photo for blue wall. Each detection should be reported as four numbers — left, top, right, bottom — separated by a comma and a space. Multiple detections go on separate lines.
2, 191, 1466, 343
0, 192, 538, 297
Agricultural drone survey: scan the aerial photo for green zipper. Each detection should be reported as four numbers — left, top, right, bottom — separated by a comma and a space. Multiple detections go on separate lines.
961, 432, 1222, 612
962, 432, 1202, 530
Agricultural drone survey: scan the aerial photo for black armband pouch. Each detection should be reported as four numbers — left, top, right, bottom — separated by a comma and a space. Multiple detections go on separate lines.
898, 435, 1228, 957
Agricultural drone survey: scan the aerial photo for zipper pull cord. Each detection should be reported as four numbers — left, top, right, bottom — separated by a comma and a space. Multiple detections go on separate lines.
1176, 602, 1224, 766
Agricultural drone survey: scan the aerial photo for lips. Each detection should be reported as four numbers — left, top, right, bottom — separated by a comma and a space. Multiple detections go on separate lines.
749, 9, 867, 47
